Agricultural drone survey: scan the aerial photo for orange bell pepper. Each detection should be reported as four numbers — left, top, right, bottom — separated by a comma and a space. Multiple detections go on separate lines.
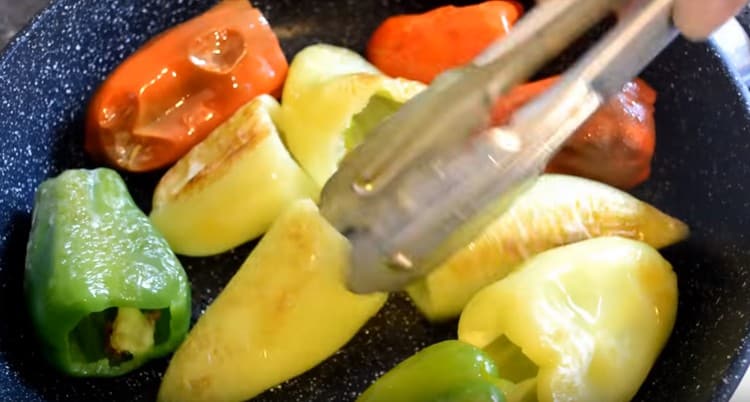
85, 0, 288, 172
366, 1, 523, 84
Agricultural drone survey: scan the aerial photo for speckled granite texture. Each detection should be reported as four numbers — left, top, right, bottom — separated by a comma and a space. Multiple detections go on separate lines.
2, 1, 750, 402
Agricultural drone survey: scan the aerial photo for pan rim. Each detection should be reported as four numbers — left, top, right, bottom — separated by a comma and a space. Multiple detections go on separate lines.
1, 1, 750, 401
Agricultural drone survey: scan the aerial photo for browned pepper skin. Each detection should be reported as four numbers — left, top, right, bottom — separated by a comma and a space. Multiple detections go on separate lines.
491, 76, 657, 189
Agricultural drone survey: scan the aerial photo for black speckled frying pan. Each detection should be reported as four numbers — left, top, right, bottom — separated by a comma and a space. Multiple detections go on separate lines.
2, 0, 750, 401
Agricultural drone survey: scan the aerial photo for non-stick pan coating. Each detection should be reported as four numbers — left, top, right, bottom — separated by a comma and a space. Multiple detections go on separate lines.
1, 0, 750, 401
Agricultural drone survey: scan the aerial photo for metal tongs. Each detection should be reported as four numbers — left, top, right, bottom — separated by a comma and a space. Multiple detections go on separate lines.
320, 0, 679, 293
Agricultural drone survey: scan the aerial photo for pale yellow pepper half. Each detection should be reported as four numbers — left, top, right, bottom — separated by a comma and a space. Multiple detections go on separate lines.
277, 44, 426, 188
150, 95, 317, 256
157, 199, 387, 402
458, 236, 678, 402
407, 174, 688, 321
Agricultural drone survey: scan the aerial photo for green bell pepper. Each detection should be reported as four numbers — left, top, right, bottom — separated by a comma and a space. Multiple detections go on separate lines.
25, 168, 191, 377
356, 340, 508, 402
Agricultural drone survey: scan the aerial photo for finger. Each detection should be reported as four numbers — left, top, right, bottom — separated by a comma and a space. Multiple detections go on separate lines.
673, 0, 747, 40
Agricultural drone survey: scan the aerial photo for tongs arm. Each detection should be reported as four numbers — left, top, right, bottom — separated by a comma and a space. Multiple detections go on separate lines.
323, 0, 627, 204
321, 0, 678, 293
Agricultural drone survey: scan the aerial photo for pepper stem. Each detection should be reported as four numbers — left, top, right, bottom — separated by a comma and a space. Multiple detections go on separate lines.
484, 335, 538, 383
498, 378, 538, 402
483, 335, 539, 402
110, 307, 158, 357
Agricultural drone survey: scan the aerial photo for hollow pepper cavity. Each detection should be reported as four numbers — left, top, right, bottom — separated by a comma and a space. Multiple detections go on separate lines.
24, 168, 191, 377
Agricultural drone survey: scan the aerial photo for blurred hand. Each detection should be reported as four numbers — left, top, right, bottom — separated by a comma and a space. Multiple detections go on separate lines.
674, 0, 748, 39
538, 0, 747, 40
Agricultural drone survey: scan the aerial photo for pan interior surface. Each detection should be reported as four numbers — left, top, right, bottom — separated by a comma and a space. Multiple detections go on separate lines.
1, 0, 750, 401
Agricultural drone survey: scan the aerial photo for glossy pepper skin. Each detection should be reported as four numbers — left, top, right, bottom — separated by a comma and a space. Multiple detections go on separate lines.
277, 44, 426, 188
356, 340, 506, 402
405, 174, 687, 322
157, 199, 386, 402
85, 0, 288, 172
367, 1, 523, 83
459, 237, 678, 402
25, 168, 191, 377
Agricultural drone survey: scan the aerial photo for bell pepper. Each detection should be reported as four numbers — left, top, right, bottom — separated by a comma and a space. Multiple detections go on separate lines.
85, 0, 288, 172
458, 236, 678, 402
491, 76, 658, 189
150, 94, 317, 256
356, 340, 507, 402
24, 168, 191, 377
157, 199, 387, 402
277, 44, 426, 188
406, 174, 688, 321
366, 1, 524, 83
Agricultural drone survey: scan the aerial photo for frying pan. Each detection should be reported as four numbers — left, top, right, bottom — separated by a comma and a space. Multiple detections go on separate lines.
2, 0, 750, 401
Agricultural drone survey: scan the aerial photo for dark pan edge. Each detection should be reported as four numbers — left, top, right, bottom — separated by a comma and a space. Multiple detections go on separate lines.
2, 1, 750, 401
0, 0, 60, 61
685, 35, 750, 402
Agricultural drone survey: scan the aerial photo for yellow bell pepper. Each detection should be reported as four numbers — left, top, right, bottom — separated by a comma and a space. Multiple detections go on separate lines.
276, 44, 426, 188
407, 174, 688, 321
458, 236, 678, 402
150, 95, 317, 256
157, 199, 387, 402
